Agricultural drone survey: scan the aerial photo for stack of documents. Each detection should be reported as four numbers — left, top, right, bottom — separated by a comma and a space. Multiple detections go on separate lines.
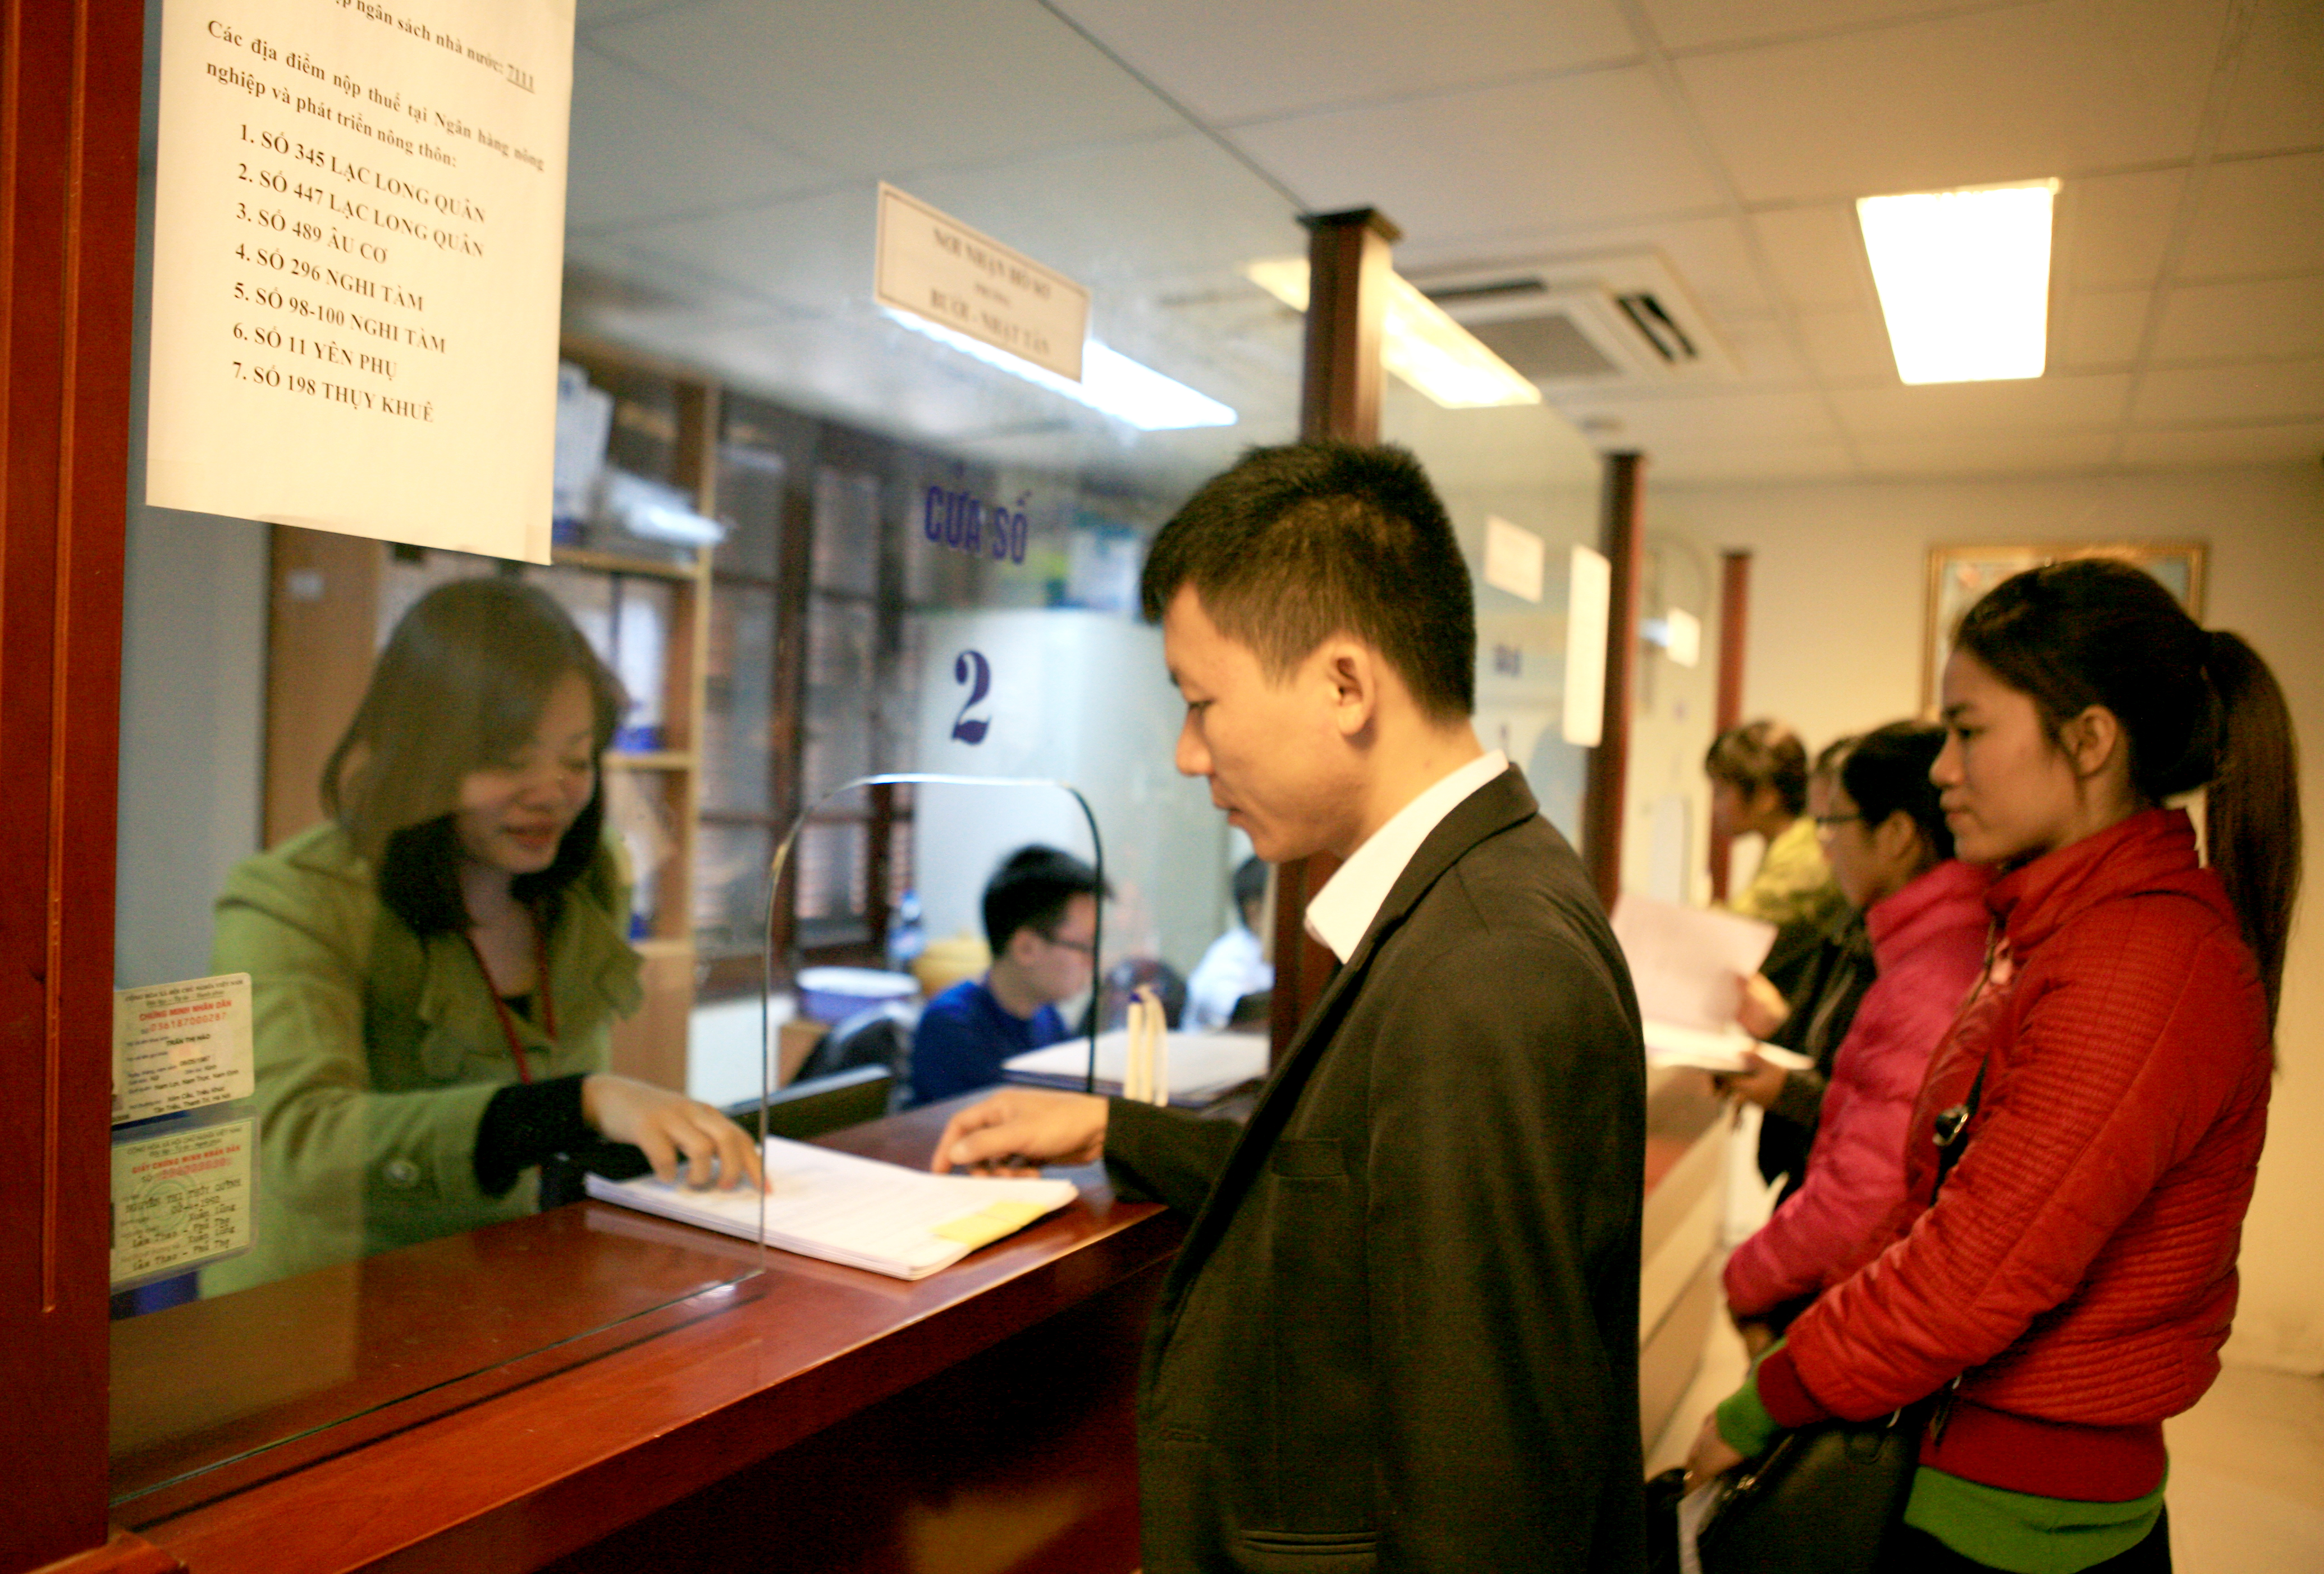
585, 1136, 1078, 1281
1641, 1020, 1815, 1076
1611, 893, 1805, 1074
1005, 1027, 1268, 1107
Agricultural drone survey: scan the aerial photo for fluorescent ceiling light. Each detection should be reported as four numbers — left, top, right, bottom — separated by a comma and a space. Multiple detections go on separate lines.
881, 308, 1237, 431
1242, 259, 1542, 409
1856, 180, 2057, 385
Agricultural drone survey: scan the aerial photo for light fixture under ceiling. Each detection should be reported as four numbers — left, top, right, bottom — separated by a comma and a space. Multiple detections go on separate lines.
1856, 180, 2058, 386
1242, 259, 1543, 409
881, 308, 1238, 432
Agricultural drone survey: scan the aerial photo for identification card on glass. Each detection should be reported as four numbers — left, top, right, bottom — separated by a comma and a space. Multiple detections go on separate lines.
114, 973, 255, 1124
112, 1118, 258, 1287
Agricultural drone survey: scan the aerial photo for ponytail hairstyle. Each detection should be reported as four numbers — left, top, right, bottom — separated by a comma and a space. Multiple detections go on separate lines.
1838, 721, 1955, 867
1953, 557, 2302, 1024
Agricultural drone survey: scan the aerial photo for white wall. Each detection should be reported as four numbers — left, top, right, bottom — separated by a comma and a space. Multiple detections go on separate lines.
1650, 462, 2324, 1375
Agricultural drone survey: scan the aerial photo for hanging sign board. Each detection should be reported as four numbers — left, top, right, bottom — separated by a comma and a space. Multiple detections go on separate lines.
1563, 545, 1611, 748
874, 183, 1089, 382
146, 1, 576, 563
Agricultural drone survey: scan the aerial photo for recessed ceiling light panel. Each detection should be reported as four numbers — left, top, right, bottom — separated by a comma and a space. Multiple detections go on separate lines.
1857, 180, 2058, 385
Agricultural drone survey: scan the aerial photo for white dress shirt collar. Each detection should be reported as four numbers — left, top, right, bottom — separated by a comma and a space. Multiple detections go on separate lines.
1304, 751, 1510, 963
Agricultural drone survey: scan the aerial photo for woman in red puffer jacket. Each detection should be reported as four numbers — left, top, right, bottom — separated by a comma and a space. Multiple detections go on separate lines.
1689, 558, 2299, 1573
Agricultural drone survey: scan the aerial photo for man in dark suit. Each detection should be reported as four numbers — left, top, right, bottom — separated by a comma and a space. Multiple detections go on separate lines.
932, 442, 1646, 1574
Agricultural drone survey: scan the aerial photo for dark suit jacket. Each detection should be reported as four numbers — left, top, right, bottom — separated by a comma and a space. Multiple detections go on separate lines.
1105, 768, 1647, 1574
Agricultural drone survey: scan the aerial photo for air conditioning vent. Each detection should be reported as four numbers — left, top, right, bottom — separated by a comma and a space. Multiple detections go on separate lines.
1411, 251, 1734, 390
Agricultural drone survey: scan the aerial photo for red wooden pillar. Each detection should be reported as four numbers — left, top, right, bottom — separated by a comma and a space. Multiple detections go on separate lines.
1580, 452, 1645, 914
1270, 208, 1398, 1065
1708, 550, 1751, 904
0, 1, 148, 1569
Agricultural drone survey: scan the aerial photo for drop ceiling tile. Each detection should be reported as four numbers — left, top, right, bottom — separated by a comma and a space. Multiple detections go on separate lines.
1642, 0, 1986, 53
1552, 388, 1843, 449
1855, 429, 2120, 475
1053, 0, 1639, 124
2177, 153, 2324, 278
2214, 0, 2324, 156
2151, 277, 2324, 363
1231, 65, 1729, 239
590, 0, 1184, 179
566, 46, 834, 232
1795, 308, 1896, 382
1718, 315, 1811, 383
2055, 168, 2186, 291
1675, 0, 2231, 203
1831, 374, 2133, 438
2055, 289, 2153, 369
2119, 420, 2324, 468
611, 185, 880, 315
2131, 356, 2324, 424
1751, 203, 1874, 313
577, 0, 675, 24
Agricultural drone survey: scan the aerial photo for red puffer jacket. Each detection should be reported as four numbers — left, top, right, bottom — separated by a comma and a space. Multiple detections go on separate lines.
1723, 857, 1992, 1318
1755, 809, 2272, 1500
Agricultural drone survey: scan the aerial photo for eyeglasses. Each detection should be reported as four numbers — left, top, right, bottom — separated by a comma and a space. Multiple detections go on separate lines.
1040, 931, 1096, 957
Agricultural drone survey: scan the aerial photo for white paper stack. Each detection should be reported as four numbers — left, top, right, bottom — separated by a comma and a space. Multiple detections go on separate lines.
584, 1136, 1078, 1281
1004, 1028, 1269, 1106
1641, 1020, 1815, 1076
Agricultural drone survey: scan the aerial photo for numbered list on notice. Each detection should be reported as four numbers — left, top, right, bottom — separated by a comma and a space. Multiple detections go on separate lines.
147, 0, 574, 561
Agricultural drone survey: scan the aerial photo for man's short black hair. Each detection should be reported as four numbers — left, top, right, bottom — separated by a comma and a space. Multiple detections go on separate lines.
1231, 855, 1268, 918
982, 844, 1107, 955
1138, 441, 1475, 720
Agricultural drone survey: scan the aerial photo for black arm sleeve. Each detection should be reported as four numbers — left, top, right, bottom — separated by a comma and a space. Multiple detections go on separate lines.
1102, 1096, 1245, 1215
473, 1073, 593, 1197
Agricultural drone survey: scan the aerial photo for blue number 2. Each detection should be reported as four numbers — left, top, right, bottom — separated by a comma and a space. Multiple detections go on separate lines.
950, 650, 991, 744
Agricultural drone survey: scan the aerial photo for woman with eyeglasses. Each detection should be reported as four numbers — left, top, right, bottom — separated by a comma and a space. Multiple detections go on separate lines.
1690, 559, 2297, 1572
1719, 721, 1991, 1351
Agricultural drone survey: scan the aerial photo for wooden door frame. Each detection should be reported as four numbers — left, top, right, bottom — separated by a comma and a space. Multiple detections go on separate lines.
0, 1, 146, 1568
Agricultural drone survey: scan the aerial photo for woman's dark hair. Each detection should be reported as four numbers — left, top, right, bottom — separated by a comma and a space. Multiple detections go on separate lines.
1838, 721, 1954, 866
321, 576, 625, 935
1954, 557, 2301, 1023
1705, 719, 1810, 815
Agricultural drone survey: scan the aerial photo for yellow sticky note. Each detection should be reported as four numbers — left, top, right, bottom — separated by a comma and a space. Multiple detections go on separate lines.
931, 1198, 1049, 1250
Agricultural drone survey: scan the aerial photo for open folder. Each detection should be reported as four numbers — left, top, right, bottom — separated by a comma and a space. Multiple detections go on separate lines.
584, 1136, 1078, 1281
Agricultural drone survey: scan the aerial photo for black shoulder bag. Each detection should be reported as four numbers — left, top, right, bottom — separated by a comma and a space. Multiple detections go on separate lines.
1692, 1059, 1988, 1574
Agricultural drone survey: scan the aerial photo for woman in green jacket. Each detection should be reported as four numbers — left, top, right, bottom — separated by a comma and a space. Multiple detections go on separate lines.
205, 578, 758, 1294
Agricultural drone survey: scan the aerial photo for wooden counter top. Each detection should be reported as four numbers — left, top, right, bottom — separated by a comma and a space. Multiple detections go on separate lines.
121, 1102, 1181, 1574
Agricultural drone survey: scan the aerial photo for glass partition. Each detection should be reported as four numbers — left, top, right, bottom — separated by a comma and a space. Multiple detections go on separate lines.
109, 0, 1305, 1512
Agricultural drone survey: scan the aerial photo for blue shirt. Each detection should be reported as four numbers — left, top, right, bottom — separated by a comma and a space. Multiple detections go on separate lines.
910, 977, 1069, 1104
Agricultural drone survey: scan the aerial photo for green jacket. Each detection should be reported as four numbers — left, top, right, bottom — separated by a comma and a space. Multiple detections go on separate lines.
202, 822, 642, 1294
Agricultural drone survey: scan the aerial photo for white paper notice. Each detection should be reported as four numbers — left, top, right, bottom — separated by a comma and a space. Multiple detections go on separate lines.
1563, 544, 1611, 747
1611, 892, 1777, 1032
874, 183, 1090, 383
147, 1, 576, 561
112, 1119, 258, 1286
113, 973, 256, 1124
1484, 515, 1546, 602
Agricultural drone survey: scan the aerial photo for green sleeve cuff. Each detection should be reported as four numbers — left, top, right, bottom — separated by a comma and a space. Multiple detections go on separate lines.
1715, 1339, 1788, 1458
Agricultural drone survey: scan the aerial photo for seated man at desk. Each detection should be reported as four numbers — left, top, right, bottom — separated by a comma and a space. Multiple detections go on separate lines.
1183, 854, 1272, 1029
909, 845, 1106, 1104
935, 441, 1646, 1573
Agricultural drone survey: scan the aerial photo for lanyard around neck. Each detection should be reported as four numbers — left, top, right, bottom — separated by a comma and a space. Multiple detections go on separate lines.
463, 911, 556, 1083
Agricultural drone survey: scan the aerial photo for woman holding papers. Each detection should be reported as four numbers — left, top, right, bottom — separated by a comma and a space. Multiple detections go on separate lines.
204, 579, 757, 1294
1692, 560, 2296, 1572
1721, 722, 1988, 1343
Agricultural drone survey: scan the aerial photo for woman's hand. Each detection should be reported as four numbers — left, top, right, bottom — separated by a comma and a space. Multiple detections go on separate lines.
582, 1074, 765, 1191
1735, 971, 1792, 1038
1735, 1317, 1777, 1359
1720, 1050, 1791, 1110
1684, 1410, 1748, 1493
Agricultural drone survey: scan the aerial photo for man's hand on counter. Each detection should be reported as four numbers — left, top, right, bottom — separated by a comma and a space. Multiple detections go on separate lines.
931, 1088, 1108, 1175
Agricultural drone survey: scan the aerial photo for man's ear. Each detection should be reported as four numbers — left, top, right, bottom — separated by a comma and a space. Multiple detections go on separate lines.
1316, 637, 1380, 740
2057, 704, 2126, 783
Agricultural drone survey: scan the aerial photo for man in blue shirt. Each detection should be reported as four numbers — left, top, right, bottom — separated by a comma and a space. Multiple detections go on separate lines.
910, 845, 1105, 1104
